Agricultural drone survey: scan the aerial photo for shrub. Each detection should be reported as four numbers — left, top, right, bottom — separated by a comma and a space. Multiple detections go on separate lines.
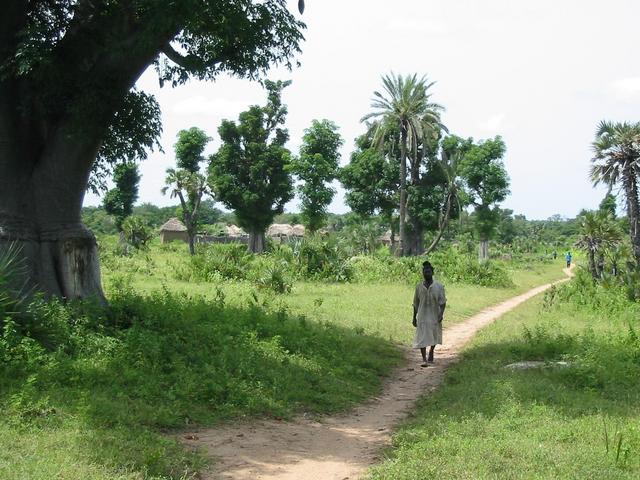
122, 215, 154, 250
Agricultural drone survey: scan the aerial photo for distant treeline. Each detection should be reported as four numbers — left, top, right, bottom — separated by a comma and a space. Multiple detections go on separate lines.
83, 201, 590, 250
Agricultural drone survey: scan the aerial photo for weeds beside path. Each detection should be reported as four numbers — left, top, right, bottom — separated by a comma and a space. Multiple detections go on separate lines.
182, 266, 574, 480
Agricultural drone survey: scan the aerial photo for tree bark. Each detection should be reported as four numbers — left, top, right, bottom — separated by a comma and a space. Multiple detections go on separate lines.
248, 230, 266, 254
398, 127, 408, 257
478, 239, 489, 262
424, 193, 453, 256
0, 125, 106, 302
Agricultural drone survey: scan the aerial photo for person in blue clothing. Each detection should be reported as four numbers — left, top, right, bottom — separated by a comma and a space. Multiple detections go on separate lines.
566, 251, 572, 268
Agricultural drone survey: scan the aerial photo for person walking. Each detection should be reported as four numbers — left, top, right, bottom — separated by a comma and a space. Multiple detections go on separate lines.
412, 261, 447, 367
566, 251, 572, 268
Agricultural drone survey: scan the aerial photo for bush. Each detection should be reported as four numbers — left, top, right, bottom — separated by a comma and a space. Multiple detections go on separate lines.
186, 243, 253, 281
122, 215, 154, 250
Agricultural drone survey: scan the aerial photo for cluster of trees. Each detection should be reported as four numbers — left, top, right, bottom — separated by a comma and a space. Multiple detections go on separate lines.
159, 81, 344, 254
575, 121, 640, 286
341, 73, 510, 260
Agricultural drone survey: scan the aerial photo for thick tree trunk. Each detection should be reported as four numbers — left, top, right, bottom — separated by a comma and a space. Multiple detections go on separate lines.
406, 220, 424, 256
623, 170, 640, 269
478, 239, 489, 262
398, 128, 408, 257
0, 3, 182, 301
0, 141, 106, 303
248, 230, 266, 254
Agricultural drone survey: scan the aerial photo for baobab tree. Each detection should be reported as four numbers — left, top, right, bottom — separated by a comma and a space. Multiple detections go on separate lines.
0, 1, 305, 301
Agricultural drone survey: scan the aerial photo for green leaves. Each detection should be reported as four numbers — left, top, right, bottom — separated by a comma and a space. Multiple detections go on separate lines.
209, 80, 294, 236
174, 127, 211, 173
103, 162, 141, 232
291, 119, 344, 232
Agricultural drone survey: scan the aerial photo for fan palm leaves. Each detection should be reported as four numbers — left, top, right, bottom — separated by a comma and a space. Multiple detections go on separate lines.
361, 73, 446, 255
591, 120, 640, 268
575, 211, 623, 279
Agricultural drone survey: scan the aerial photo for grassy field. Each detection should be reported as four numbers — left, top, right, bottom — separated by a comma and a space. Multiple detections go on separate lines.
0, 241, 566, 480
102, 239, 567, 345
367, 270, 640, 479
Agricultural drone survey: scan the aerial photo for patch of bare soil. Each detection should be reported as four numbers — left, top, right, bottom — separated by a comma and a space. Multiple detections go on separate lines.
182, 267, 573, 480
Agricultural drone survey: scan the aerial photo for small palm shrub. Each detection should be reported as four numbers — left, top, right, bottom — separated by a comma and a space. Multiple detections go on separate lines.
0, 243, 30, 321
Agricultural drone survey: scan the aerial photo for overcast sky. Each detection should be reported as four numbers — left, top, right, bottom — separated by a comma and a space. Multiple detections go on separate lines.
84, 0, 640, 220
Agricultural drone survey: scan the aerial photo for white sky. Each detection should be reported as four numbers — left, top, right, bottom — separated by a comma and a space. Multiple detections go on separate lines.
84, 0, 640, 220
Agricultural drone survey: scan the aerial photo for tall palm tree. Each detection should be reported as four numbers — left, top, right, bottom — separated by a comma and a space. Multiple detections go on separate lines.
591, 121, 640, 269
361, 73, 445, 255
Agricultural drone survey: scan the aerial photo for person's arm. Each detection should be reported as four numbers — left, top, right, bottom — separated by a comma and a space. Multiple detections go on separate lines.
412, 286, 419, 327
438, 285, 447, 323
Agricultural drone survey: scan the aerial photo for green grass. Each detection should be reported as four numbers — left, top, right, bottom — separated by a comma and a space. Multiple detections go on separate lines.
0, 239, 567, 479
367, 271, 640, 479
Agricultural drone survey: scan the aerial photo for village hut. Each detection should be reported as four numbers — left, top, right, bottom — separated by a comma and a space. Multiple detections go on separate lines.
379, 230, 393, 246
291, 224, 305, 237
159, 218, 188, 244
225, 225, 247, 237
267, 224, 294, 238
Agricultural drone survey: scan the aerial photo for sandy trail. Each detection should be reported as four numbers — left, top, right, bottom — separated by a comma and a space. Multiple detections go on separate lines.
182, 266, 574, 480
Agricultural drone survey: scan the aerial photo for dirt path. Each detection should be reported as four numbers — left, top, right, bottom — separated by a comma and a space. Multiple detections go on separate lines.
182, 267, 574, 480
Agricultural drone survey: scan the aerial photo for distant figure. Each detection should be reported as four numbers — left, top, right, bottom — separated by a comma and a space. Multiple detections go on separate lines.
566, 251, 572, 268
412, 261, 447, 367
552, 250, 557, 260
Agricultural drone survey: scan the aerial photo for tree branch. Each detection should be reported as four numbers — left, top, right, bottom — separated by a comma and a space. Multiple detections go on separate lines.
161, 43, 193, 69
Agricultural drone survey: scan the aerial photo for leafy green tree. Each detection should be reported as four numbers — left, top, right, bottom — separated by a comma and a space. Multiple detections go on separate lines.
459, 136, 510, 261
209, 80, 294, 253
340, 132, 399, 243
291, 120, 343, 233
0, 1, 305, 301
103, 162, 141, 232
409, 134, 466, 255
162, 171, 210, 255
361, 73, 445, 255
591, 121, 640, 269
174, 127, 211, 172
162, 127, 212, 255
599, 192, 617, 218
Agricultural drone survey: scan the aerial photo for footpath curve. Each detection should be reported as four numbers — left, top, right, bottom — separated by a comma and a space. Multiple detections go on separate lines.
182, 266, 575, 480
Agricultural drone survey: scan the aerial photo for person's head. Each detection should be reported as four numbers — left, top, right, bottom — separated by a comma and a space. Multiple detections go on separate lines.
422, 260, 434, 281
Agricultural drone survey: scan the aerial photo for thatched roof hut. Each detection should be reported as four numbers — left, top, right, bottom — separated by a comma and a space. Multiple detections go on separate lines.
379, 229, 393, 246
225, 225, 247, 237
267, 224, 294, 237
292, 224, 305, 237
159, 217, 188, 243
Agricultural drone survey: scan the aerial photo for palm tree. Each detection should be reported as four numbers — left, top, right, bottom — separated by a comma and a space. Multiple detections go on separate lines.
591, 121, 640, 269
162, 168, 210, 255
575, 211, 622, 280
361, 73, 445, 255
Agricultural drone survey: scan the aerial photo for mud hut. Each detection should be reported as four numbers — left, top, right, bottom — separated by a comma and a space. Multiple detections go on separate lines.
159, 218, 188, 244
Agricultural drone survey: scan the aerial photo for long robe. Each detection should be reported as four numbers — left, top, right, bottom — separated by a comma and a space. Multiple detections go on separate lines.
412, 280, 446, 348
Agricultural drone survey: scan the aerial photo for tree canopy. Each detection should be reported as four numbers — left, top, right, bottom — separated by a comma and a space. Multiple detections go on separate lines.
291, 119, 344, 232
0, 0, 307, 299
209, 80, 294, 252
